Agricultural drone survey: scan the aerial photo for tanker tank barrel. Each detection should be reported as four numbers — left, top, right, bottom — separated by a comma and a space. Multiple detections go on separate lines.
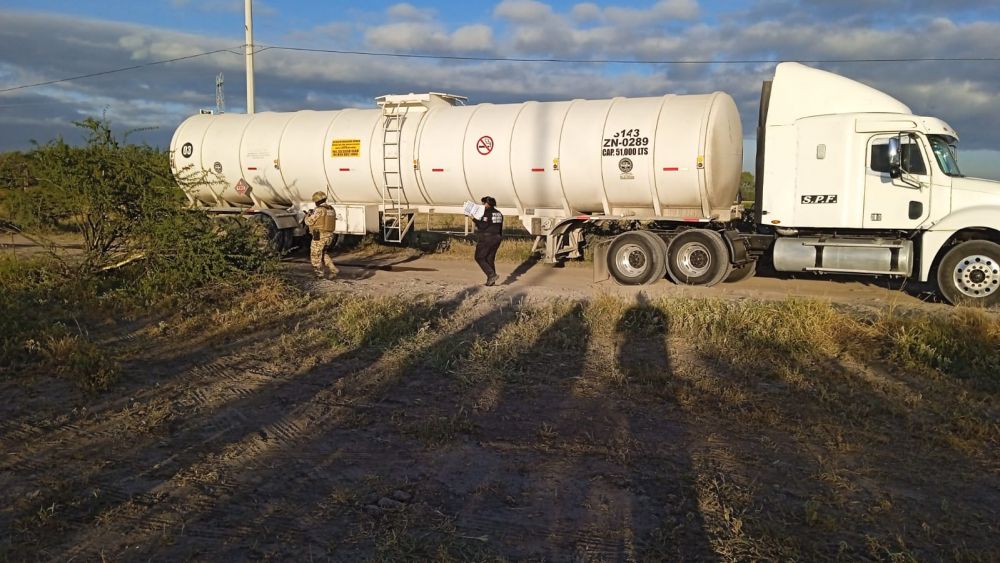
170, 91, 743, 221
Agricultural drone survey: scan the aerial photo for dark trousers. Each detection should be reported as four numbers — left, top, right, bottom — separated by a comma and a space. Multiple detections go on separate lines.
475, 234, 502, 278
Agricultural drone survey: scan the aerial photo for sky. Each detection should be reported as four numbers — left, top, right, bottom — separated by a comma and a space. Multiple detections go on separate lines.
2, 0, 1000, 177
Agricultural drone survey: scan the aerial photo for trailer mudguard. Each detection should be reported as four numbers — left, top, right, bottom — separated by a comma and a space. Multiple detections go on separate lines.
255, 208, 301, 231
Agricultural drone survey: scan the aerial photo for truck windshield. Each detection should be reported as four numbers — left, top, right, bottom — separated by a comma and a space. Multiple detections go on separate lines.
928, 135, 962, 177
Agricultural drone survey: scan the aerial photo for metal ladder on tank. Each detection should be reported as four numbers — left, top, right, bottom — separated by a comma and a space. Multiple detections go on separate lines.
381, 102, 414, 243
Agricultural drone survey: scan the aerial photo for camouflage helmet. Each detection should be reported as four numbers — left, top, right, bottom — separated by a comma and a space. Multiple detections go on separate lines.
312, 191, 327, 203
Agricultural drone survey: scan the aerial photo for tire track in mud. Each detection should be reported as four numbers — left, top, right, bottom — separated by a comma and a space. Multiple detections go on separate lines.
0, 330, 308, 453
1, 357, 275, 473
52, 356, 407, 559
1, 355, 289, 557
12, 288, 498, 559
457, 511, 634, 560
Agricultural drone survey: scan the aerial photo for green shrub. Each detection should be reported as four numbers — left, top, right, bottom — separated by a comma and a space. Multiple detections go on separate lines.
0, 120, 278, 387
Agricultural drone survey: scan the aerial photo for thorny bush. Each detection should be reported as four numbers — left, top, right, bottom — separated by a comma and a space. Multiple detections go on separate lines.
0, 119, 277, 388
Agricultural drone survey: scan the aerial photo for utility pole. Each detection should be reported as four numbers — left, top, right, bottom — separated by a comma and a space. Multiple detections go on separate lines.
216, 72, 225, 114
245, 0, 255, 114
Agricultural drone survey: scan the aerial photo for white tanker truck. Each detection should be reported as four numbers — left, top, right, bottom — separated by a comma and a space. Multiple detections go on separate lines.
171, 63, 1000, 306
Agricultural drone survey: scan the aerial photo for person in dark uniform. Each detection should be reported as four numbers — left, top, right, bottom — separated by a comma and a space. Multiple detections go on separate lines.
473, 196, 503, 286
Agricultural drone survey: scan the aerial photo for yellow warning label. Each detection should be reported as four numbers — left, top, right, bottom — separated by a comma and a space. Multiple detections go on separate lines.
331, 139, 361, 158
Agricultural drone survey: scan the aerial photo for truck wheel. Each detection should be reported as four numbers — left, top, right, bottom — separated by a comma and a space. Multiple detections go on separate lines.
607, 231, 666, 285
636, 231, 668, 280
666, 230, 732, 287
936, 240, 1000, 306
253, 214, 293, 254
725, 260, 757, 283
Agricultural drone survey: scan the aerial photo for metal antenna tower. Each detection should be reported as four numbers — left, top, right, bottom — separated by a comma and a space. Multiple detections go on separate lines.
216, 72, 225, 114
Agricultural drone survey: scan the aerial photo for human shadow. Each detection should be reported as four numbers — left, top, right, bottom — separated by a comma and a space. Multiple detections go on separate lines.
451, 303, 616, 559
6, 289, 481, 560
615, 292, 715, 560
441, 295, 716, 560
146, 288, 526, 560
502, 253, 540, 286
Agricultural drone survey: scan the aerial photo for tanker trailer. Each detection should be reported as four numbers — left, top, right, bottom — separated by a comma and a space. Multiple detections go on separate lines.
170, 90, 745, 285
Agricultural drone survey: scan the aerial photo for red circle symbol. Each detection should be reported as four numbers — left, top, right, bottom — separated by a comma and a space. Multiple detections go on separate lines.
476, 135, 494, 155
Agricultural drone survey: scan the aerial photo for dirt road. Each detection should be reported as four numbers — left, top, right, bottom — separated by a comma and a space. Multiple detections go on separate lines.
2, 232, 939, 309
300, 250, 939, 310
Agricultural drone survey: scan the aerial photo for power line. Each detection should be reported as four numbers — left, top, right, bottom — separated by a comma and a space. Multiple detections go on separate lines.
258, 44, 1000, 65
0, 47, 243, 94
1, 42, 998, 96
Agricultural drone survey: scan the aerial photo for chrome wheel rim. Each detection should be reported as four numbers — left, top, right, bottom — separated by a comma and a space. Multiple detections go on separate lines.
954, 254, 999, 298
615, 243, 649, 278
676, 241, 712, 278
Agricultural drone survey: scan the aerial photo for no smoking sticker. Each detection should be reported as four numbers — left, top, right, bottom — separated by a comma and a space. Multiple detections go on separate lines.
476, 136, 494, 156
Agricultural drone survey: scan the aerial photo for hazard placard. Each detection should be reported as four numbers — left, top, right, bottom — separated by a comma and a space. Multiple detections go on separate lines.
331, 139, 361, 158
234, 178, 251, 195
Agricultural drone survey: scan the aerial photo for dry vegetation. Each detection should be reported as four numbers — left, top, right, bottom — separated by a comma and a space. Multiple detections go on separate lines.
1, 274, 997, 561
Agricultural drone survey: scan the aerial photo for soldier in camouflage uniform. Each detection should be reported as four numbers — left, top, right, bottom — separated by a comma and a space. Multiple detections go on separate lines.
305, 191, 339, 279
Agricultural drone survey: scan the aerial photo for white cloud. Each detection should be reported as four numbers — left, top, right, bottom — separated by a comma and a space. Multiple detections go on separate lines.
365, 19, 495, 54
387, 3, 436, 22
451, 25, 495, 53
604, 0, 700, 23
3, 4, 1000, 179
494, 1, 554, 23
571, 3, 602, 23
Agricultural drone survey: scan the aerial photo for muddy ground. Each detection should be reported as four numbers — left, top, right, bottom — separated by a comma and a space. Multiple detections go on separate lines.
1, 248, 997, 561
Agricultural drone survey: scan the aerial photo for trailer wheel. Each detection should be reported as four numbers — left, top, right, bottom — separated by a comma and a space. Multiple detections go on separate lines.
607, 232, 666, 285
637, 231, 668, 281
936, 240, 1000, 306
253, 214, 293, 254
724, 260, 757, 283
666, 230, 732, 287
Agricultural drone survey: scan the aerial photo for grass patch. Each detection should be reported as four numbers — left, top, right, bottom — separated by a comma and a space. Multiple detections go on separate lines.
0, 255, 108, 386
3, 269, 998, 560
881, 307, 1000, 389
33, 333, 120, 391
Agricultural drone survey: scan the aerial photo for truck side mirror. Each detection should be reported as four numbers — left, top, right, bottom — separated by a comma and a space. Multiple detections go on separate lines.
887, 137, 902, 179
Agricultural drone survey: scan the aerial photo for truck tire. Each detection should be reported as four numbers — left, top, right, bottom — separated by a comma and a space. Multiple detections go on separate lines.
936, 240, 1000, 306
253, 214, 293, 254
725, 260, 757, 283
607, 231, 666, 285
666, 230, 732, 287
637, 231, 669, 281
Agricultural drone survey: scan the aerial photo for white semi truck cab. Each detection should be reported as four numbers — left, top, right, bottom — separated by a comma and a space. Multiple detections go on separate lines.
745, 63, 1000, 305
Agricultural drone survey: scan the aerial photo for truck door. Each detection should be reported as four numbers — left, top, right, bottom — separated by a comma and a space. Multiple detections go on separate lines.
863, 134, 931, 229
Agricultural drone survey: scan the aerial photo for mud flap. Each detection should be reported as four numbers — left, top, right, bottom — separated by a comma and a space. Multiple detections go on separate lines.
593, 240, 611, 283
